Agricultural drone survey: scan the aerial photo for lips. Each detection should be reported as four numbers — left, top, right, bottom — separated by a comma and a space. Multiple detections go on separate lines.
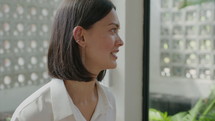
111, 50, 119, 59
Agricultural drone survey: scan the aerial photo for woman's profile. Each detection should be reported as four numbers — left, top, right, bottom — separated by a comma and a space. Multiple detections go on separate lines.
11, 0, 123, 120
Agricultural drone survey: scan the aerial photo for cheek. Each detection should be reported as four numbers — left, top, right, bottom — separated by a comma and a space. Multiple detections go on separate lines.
99, 35, 115, 51
87, 34, 116, 55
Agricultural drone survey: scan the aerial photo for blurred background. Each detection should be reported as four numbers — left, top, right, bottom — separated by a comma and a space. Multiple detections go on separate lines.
0, 0, 60, 120
149, 0, 215, 121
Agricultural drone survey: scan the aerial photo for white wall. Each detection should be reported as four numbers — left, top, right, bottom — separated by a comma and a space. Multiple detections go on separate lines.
111, 0, 143, 121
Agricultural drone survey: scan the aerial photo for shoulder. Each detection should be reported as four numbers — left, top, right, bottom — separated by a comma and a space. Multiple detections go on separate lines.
11, 82, 53, 121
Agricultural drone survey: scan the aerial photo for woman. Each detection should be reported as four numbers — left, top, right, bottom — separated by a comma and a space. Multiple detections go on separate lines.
11, 0, 123, 121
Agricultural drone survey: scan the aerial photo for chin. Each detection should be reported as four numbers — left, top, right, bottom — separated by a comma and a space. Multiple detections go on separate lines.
108, 63, 117, 69
102, 61, 117, 69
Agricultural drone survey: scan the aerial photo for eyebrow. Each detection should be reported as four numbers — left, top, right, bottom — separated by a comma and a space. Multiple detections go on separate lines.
108, 23, 120, 28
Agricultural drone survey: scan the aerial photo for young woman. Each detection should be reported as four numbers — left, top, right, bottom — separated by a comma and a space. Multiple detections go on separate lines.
11, 0, 123, 121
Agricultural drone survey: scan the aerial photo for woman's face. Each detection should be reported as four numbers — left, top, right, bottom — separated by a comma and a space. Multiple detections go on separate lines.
83, 9, 123, 74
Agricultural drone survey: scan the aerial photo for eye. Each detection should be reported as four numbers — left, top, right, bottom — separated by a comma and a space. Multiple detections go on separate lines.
110, 28, 118, 34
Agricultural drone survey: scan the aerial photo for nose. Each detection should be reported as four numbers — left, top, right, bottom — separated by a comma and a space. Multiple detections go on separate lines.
116, 35, 124, 47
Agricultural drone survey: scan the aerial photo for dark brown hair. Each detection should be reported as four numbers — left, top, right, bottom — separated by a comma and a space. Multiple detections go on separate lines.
48, 0, 116, 82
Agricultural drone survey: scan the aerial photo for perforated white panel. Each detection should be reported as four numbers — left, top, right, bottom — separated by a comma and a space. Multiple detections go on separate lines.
160, 0, 215, 80
0, 0, 59, 90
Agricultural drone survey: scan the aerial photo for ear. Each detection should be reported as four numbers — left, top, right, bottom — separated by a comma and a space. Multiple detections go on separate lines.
73, 26, 86, 47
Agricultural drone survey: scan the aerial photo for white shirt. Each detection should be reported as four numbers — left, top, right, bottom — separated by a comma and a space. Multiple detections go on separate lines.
11, 78, 116, 121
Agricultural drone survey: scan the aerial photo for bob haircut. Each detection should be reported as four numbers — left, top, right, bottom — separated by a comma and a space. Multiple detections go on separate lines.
48, 0, 116, 82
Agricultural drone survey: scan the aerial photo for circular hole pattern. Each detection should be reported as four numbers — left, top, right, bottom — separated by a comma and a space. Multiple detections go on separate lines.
4, 58, 11, 67
18, 57, 25, 66
31, 7, 37, 15
42, 9, 48, 16
17, 23, 24, 32
17, 40, 25, 49
31, 57, 37, 64
3, 4, 10, 13
43, 72, 48, 79
31, 73, 38, 81
4, 40, 10, 49
4, 76, 11, 85
43, 56, 47, 63
3, 23, 10, 31
0, 1, 60, 89
31, 24, 37, 32
42, 25, 48, 32
17, 5, 24, 15
43, 40, 49, 48
18, 74, 25, 83
31, 40, 37, 48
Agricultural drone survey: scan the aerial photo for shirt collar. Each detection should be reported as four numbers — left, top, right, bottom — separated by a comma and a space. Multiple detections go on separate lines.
95, 81, 113, 114
50, 78, 74, 121
50, 78, 113, 121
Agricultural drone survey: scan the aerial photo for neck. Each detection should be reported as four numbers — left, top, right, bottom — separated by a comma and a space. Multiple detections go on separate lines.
64, 79, 98, 104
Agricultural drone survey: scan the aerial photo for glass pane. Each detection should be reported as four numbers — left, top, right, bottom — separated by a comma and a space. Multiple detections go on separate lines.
150, 0, 215, 120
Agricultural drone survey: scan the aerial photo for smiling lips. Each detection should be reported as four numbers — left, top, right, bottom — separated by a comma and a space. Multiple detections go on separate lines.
111, 50, 119, 59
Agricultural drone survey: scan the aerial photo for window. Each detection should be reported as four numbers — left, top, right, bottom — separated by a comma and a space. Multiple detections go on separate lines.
148, 0, 215, 120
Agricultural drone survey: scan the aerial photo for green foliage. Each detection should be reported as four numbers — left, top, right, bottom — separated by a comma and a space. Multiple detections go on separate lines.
6, 117, 11, 121
149, 86, 215, 121
149, 109, 171, 121
179, 0, 215, 8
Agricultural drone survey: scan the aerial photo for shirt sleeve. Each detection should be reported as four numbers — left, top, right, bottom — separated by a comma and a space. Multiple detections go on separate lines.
11, 110, 27, 121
